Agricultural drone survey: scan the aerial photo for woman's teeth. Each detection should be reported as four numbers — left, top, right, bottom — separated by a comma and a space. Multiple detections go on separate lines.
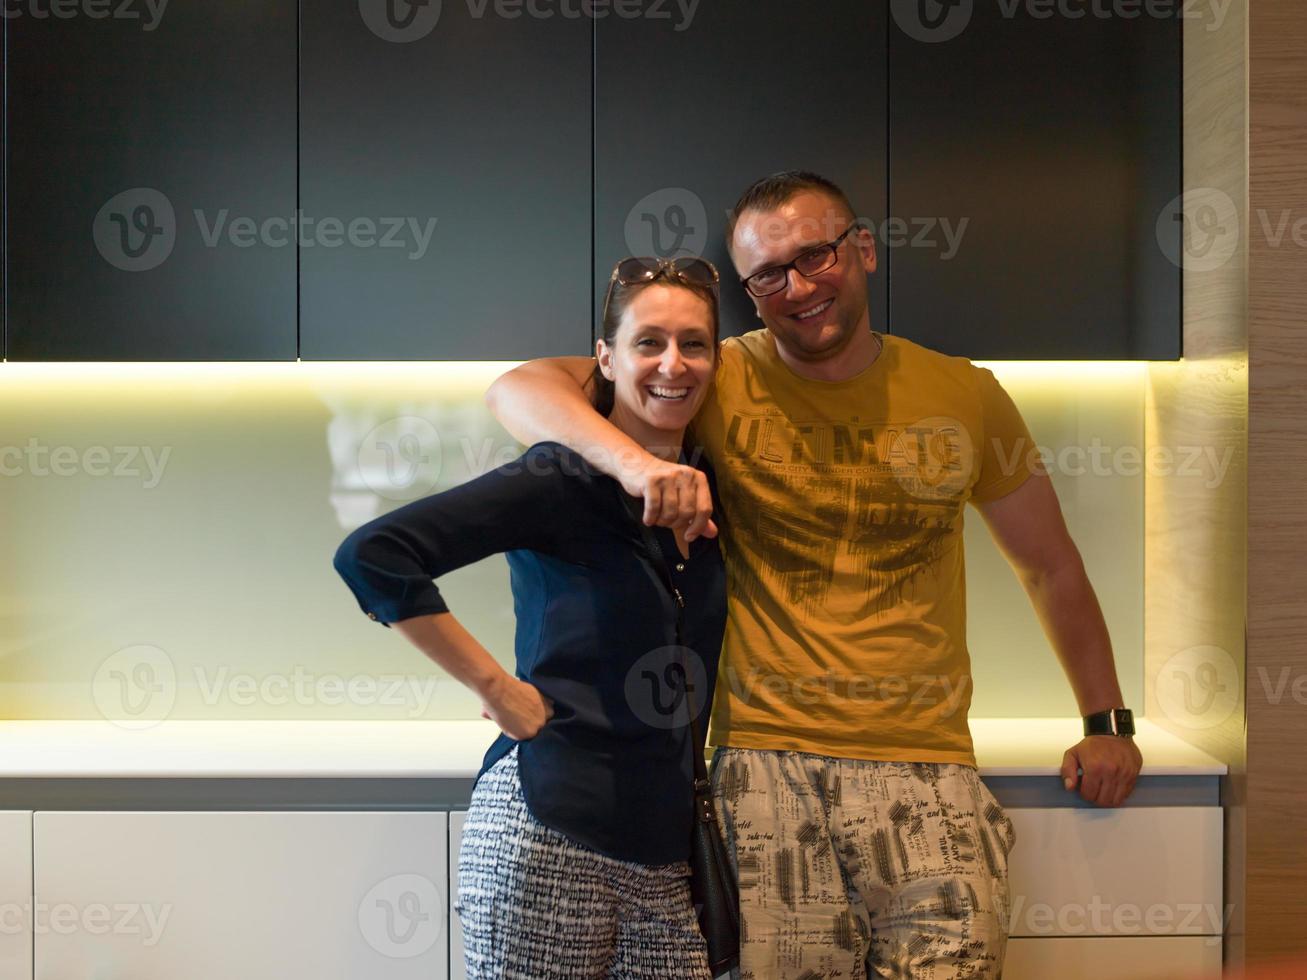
648, 385, 690, 400
796, 299, 834, 320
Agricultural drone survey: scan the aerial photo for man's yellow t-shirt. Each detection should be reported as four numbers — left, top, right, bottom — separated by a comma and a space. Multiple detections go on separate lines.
691, 329, 1037, 768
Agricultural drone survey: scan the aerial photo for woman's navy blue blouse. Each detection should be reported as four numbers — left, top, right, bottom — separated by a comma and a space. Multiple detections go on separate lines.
333, 441, 726, 866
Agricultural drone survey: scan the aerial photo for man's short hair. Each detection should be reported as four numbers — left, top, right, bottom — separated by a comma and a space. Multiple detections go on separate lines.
725, 170, 857, 245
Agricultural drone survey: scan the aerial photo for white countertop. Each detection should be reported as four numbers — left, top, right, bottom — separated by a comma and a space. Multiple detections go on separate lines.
0, 717, 1226, 779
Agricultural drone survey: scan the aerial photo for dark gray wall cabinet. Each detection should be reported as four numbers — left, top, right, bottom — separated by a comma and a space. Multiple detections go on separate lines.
6, 2, 298, 360
300, 3, 592, 359
888, 3, 1181, 359
594, 1, 889, 343
3, 2, 1182, 361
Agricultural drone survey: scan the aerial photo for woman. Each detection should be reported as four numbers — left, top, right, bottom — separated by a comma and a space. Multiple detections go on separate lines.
333, 256, 726, 979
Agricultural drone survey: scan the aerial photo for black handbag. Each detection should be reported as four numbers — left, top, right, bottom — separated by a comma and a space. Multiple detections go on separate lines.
618, 486, 741, 975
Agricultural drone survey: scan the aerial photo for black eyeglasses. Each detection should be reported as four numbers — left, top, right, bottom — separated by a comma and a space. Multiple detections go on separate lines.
739, 222, 860, 298
601, 256, 720, 324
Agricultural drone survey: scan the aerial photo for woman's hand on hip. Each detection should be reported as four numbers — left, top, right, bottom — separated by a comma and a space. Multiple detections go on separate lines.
480, 675, 555, 741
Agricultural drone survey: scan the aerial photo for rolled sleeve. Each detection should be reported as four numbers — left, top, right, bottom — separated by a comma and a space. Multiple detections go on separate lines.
332, 442, 571, 627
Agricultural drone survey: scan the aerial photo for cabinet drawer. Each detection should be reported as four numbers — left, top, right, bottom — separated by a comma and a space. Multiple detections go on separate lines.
1007, 807, 1223, 937
34, 811, 448, 979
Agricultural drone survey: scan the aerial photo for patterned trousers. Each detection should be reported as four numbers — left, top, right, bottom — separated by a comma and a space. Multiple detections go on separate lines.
455, 746, 714, 980
710, 746, 1016, 980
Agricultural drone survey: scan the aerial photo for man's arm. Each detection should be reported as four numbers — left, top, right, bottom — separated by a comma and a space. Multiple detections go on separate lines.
485, 357, 717, 537
974, 472, 1143, 807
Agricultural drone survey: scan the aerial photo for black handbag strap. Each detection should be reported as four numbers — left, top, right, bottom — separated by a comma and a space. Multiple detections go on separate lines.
615, 486, 712, 791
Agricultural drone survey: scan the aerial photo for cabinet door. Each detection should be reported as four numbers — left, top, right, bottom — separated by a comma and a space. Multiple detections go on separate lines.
6, 3, 297, 360
888, 4, 1181, 359
300, 3, 591, 359
0, 812, 32, 980
33, 811, 448, 979
595, 1, 888, 341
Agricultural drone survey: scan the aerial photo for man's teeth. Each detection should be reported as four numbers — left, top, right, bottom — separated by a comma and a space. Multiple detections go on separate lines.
649, 386, 690, 400
796, 299, 834, 320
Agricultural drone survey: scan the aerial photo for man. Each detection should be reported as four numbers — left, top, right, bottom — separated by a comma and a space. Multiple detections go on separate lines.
485, 171, 1143, 978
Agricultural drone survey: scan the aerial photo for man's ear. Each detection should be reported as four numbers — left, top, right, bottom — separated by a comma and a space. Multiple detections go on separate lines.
854, 225, 878, 275
595, 339, 616, 382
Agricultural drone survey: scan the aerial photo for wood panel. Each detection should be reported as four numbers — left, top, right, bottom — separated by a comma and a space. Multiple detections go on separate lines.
1143, 0, 1247, 966
1246, 0, 1307, 963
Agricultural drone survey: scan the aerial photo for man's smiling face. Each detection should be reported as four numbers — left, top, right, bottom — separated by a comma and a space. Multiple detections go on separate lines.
729, 190, 877, 364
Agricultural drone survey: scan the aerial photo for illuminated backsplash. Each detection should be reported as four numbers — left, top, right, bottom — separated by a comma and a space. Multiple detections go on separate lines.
0, 360, 1147, 720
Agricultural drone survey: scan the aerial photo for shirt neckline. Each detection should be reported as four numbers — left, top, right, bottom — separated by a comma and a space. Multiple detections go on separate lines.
763, 329, 890, 389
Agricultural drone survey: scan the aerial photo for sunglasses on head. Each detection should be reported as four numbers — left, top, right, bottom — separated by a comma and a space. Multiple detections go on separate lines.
601, 256, 720, 324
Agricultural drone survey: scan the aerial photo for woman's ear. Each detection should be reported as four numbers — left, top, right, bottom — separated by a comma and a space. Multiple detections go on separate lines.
595, 339, 616, 382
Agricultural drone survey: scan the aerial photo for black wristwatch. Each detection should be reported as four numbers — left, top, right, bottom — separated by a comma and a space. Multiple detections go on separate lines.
1083, 707, 1135, 737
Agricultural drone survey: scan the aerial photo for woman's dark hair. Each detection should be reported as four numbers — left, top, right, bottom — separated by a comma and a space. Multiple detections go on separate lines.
588, 269, 720, 418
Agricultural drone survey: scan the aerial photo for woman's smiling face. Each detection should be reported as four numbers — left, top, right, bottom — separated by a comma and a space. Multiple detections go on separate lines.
597, 282, 717, 438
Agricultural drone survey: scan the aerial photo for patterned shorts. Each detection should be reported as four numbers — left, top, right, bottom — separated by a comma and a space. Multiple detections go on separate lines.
710, 746, 1016, 980
455, 746, 714, 980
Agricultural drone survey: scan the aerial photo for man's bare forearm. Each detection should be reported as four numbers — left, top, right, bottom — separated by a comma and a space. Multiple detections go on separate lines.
1019, 557, 1126, 716
485, 358, 651, 480
486, 357, 719, 537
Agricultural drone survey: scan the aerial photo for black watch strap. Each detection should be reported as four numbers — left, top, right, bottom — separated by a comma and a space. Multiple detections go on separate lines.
1083, 707, 1135, 737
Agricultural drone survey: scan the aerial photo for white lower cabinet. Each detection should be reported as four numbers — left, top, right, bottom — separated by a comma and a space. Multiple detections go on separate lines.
1005, 936, 1222, 978
32, 811, 448, 980
0, 811, 33, 980
1002, 806, 1224, 978
25, 803, 1224, 979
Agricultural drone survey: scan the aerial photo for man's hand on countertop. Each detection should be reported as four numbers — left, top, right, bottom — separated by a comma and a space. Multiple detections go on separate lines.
1061, 735, 1144, 807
